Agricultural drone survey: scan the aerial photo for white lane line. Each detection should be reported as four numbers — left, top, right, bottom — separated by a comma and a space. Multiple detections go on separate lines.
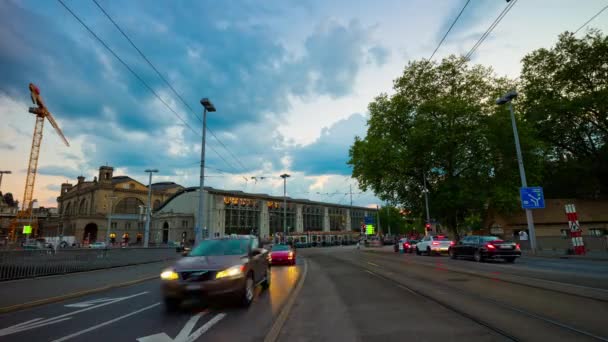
51, 302, 161, 342
367, 261, 380, 267
184, 313, 226, 342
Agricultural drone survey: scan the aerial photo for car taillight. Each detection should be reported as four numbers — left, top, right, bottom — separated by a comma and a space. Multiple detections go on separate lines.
432, 241, 440, 246
486, 244, 496, 250
405, 244, 410, 247
288, 252, 294, 258
515, 244, 521, 250
450, 241, 455, 246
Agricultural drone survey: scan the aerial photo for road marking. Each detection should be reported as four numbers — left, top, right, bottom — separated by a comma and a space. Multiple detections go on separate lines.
0, 291, 148, 337
52, 302, 161, 342
65, 297, 115, 308
367, 261, 380, 267
264, 258, 309, 342
137, 312, 226, 342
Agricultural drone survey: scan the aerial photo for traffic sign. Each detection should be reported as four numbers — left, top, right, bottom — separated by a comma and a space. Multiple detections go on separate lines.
520, 187, 545, 209
364, 216, 375, 224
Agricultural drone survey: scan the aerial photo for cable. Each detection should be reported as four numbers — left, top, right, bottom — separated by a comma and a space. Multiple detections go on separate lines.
574, 4, 608, 34
58, 0, 240, 174
92, 0, 250, 174
465, 0, 518, 60
428, 0, 472, 61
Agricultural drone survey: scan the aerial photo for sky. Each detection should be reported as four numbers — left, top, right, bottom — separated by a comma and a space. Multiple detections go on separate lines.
0, 0, 607, 208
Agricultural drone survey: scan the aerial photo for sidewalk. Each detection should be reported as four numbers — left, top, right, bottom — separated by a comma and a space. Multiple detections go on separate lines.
0, 260, 172, 313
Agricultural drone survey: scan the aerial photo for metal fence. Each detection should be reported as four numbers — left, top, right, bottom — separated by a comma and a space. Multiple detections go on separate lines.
518, 236, 608, 253
0, 247, 178, 281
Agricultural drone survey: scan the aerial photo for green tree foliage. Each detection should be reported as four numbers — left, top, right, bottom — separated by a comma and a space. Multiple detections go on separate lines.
520, 30, 608, 198
377, 206, 408, 235
349, 56, 542, 236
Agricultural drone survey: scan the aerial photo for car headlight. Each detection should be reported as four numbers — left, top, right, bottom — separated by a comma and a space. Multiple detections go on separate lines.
216, 265, 245, 279
160, 270, 179, 280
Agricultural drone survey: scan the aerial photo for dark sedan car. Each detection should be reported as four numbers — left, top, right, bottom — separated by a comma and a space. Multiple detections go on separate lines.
160, 235, 270, 311
448, 235, 521, 263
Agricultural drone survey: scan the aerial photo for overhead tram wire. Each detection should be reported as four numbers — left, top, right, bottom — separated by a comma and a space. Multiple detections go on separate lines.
574, 4, 608, 34
427, 0, 472, 61
92, 0, 250, 174
57, 0, 240, 174
464, 0, 518, 60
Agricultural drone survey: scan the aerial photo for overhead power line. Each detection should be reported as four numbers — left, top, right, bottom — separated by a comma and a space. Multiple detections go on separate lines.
92, 0, 250, 174
428, 0, 472, 61
574, 4, 608, 34
465, 0, 519, 60
57, 0, 240, 174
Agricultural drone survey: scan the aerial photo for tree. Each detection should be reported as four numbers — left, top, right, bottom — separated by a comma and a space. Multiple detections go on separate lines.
377, 206, 408, 235
3, 193, 15, 207
349, 56, 542, 236
520, 30, 608, 198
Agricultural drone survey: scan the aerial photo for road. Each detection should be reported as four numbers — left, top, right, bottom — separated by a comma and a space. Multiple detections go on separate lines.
1, 246, 607, 341
0, 259, 304, 342
278, 246, 608, 341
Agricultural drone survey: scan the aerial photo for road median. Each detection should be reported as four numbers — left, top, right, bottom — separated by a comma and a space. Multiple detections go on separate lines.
0, 260, 173, 313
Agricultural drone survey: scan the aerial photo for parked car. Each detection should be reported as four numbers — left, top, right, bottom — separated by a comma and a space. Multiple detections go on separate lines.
160, 235, 270, 311
449, 236, 521, 263
415, 235, 454, 256
268, 243, 296, 265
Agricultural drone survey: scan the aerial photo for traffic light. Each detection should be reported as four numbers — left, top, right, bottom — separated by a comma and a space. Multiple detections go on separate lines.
425, 223, 431, 231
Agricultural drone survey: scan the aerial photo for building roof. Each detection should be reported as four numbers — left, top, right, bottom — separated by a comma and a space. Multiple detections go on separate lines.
148, 182, 183, 191
112, 176, 134, 184
155, 186, 376, 213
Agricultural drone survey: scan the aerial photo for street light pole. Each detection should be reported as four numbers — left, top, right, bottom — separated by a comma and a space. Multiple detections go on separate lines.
423, 172, 431, 235
0, 170, 11, 191
27, 199, 37, 244
497, 91, 537, 253
144, 169, 158, 248
197, 98, 216, 245
106, 196, 117, 246
280, 173, 290, 240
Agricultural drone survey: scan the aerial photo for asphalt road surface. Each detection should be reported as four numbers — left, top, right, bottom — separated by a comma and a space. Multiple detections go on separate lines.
0, 259, 304, 342
1, 247, 607, 341
278, 247, 608, 342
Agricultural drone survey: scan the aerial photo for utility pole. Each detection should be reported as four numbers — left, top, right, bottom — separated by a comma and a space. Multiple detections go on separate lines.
0, 170, 11, 191
144, 169, 158, 248
105, 196, 117, 245
27, 199, 37, 244
280, 173, 290, 241
376, 204, 381, 236
197, 98, 216, 245
349, 184, 353, 231
423, 171, 431, 236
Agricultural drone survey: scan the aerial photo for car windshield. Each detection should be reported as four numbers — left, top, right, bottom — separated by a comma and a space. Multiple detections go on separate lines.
480, 236, 502, 242
271, 244, 291, 251
189, 238, 250, 256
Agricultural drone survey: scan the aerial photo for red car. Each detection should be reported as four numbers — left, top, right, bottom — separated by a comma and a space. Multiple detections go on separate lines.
268, 244, 296, 266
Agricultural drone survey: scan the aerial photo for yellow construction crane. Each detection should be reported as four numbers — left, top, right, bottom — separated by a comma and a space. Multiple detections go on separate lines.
9, 83, 70, 242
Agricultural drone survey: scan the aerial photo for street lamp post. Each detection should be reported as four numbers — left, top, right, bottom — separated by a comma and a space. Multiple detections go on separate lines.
197, 98, 216, 245
496, 90, 537, 253
422, 172, 431, 236
144, 169, 158, 248
280, 174, 290, 241
0, 170, 11, 191
27, 199, 37, 244
106, 196, 117, 246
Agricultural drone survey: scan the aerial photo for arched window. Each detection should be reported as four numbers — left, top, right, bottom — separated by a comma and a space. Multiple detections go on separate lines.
79, 199, 87, 215
114, 197, 144, 214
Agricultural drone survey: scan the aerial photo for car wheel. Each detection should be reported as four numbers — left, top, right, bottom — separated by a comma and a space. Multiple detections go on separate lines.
416, 247, 421, 255
163, 298, 180, 312
474, 250, 483, 262
262, 265, 271, 290
240, 274, 255, 307
504, 257, 516, 263
449, 248, 456, 259
426, 247, 432, 256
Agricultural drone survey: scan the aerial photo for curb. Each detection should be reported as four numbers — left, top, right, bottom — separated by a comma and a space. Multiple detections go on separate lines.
0, 275, 158, 314
264, 259, 309, 342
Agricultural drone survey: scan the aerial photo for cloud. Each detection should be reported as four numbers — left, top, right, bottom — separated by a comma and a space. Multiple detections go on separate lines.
0, 142, 15, 150
291, 113, 367, 175
46, 184, 60, 191
367, 45, 390, 66
37, 166, 81, 179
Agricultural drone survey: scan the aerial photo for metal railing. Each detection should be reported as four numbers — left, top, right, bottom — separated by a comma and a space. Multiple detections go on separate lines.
0, 247, 178, 281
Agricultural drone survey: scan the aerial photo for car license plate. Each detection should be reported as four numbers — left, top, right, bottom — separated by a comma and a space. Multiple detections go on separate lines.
186, 284, 200, 290
500, 245, 512, 249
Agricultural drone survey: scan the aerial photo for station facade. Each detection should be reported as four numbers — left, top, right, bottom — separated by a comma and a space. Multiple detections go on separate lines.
150, 187, 376, 245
